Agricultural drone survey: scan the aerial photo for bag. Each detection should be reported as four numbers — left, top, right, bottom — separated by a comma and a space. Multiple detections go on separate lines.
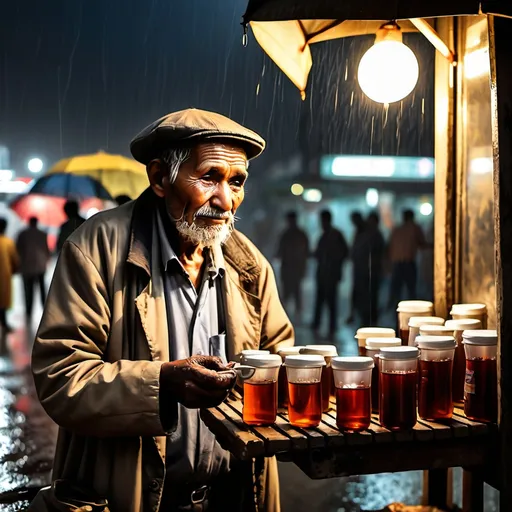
28, 480, 110, 512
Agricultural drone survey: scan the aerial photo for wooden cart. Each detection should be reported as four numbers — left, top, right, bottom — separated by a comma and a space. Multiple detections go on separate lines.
203, 391, 497, 510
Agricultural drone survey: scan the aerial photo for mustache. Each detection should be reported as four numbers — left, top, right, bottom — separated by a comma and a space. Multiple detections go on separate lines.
194, 204, 233, 221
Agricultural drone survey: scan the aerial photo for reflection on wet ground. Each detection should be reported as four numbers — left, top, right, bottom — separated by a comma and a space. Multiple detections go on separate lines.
0, 272, 499, 510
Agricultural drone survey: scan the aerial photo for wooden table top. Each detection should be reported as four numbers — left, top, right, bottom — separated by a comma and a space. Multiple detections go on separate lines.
202, 391, 498, 478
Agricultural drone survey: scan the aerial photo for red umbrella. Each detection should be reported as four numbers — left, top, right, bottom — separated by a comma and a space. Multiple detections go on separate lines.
9, 194, 110, 228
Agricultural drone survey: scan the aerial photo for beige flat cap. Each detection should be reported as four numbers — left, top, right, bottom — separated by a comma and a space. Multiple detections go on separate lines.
130, 108, 266, 164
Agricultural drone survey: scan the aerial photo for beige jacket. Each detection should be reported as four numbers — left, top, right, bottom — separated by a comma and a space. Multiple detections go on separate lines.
31, 190, 294, 512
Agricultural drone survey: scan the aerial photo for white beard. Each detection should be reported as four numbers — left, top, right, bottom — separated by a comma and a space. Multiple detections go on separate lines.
175, 218, 233, 247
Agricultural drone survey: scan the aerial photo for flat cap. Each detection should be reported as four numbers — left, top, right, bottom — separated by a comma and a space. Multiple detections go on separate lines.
130, 108, 266, 164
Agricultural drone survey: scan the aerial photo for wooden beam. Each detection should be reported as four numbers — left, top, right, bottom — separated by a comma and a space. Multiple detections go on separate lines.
434, 16, 457, 318
488, 13, 512, 512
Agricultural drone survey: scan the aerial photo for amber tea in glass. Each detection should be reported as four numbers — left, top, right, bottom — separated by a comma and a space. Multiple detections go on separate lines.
332, 357, 374, 432
378, 346, 419, 430
242, 354, 281, 426
463, 330, 498, 423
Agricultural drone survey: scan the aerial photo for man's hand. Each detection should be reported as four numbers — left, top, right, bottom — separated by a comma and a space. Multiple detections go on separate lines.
160, 355, 236, 410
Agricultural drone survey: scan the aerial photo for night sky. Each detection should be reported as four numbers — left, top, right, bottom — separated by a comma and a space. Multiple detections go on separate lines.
0, 0, 434, 177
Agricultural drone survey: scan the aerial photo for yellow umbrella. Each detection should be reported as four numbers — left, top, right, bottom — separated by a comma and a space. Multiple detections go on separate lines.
48, 150, 149, 199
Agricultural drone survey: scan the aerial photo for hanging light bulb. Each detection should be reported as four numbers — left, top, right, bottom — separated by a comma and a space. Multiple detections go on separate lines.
357, 22, 419, 104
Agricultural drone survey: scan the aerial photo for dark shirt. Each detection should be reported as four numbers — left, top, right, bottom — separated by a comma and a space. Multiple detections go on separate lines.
314, 227, 348, 283
56, 216, 86, 252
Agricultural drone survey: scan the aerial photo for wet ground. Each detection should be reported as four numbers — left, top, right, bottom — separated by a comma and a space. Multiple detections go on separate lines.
0, 266, 500, 510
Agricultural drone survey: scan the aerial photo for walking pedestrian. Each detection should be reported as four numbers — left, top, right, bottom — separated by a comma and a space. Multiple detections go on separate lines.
276, 211, 309, 318
346, 211, 367, 324
388, 209, 428, 307
312, 210, 348, 338
56, 200, 85, 253
0, 218, 19, 339
16, 217, 50, 325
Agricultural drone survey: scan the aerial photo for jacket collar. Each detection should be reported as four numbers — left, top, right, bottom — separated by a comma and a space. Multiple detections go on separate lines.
127, 188, 259, 283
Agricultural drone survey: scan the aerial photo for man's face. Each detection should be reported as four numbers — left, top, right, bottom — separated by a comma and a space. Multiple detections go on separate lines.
165, 142, 248, 246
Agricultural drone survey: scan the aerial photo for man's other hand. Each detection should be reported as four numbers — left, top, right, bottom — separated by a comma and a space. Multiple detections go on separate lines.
160, 356, 236, 409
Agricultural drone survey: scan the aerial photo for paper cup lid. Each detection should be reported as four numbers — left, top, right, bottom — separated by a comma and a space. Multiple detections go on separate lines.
354, 327, 396, 340
379, 346, 419, 360
284, 355, 326, 368
445, 318, 482, 330
462, 330, 498, 345
241, 349, 270, 356
451, 303, 487, 314
278, 347, 302, 357
408, 316, 445, 328
419, 325, 455, 335
365, 338, 402, 350
243, 354, 282, 367
301, 345, 338, 356
398, 300, 434, 308
331, 356, 374, 371
397, 304, 433, 313
415, 335, 456, 349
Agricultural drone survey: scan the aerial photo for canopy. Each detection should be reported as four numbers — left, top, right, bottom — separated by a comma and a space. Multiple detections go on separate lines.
243, 0, 512, 94
244, 1, 511, 23
48, 150, 149, 199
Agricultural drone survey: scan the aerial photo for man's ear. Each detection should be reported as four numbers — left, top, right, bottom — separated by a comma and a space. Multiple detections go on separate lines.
146, 159, 166, 198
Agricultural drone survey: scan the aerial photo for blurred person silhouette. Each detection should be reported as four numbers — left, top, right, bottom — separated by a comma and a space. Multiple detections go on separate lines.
312, 209, 348, 338
16, 217, 50, 325
115, 194, 132, 206
0, 218, 19, 339
346, 211, 367, 324
354, 212, 386, 325
276, 211, 309, 318
56, 200, 86, 253
388, 209, 428, 307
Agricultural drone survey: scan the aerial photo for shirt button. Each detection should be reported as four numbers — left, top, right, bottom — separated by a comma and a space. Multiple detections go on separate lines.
197, 350, 203, 355
149, 479, 161, 492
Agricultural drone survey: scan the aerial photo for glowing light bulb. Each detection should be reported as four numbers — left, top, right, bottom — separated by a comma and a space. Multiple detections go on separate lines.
358, 25, 419, 104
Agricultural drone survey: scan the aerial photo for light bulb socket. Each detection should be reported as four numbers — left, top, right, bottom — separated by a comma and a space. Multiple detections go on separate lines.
375, 21, 403, 44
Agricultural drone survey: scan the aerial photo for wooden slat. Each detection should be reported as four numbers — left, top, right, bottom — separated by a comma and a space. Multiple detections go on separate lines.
413, 421, 435, 442
202, 406, 264, 459
451, 409, 492, 435
324, 410, 373, 445
369, 415, 394, 443
277, 413, 326, 449
224, 396, 292, 454
316, 415, 346, 448
417, 418, 453, 440
273, 414, 308, 450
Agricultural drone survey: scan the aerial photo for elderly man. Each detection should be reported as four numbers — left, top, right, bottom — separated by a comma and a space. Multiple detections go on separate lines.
31, 109, 293, 512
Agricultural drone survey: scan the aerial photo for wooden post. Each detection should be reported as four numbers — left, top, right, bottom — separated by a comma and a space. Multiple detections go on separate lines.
434, 16, 457, 318
462, 469, 484, 512
488, 13, 512, 511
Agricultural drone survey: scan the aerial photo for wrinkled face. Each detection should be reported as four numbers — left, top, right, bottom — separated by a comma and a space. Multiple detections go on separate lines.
155, 142, 248, 246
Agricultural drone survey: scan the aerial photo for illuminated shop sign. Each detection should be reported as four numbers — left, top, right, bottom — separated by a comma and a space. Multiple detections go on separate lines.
320, 155, 435, 181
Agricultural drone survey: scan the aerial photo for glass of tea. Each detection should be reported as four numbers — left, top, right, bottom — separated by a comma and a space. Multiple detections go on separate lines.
408, 316, 445, 346
396, 301, 434, 346
416, 336, 456, 420
445, 319, 482, 402
242, 354, 281, 425
354, 327, 396, 356
379, 346, 419, 430
463, 330, 498, 423
300, 345, 338, 412
332, 356, 374, 431
284, 355, 325, 427
277, 347, 302, 408
451, 303, 488, 329
237, 349, 270, 393
365, 338, 402, 413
